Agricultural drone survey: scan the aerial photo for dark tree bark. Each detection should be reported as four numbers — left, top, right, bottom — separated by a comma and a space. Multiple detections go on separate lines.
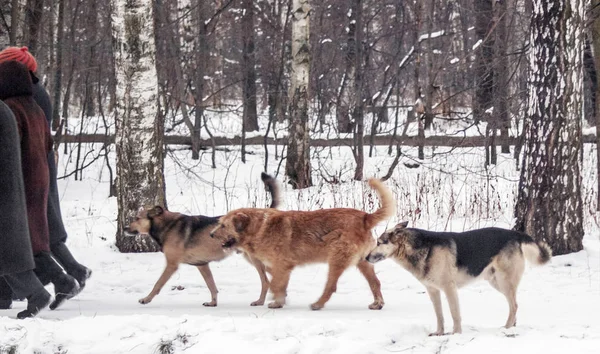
473, 0, 494, 124
241, 0, 258, 132
24, 0, 44, 55
514, 0, 584, 255
350, 0, 364, 181
52, 0, 65, 130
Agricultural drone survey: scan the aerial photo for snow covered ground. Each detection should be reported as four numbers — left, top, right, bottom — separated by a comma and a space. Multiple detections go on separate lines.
1, 143, 600, 354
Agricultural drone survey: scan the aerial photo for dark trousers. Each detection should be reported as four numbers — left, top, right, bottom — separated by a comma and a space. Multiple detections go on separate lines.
2, 270, 45, 299
47, 150, 85, 277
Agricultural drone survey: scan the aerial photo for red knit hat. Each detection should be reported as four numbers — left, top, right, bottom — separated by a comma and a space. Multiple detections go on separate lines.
0, 46, 38, 73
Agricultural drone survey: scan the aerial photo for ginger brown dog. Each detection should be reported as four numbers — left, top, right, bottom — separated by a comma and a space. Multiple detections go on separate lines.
124, 173, 279, 307
209, 178, 396, 310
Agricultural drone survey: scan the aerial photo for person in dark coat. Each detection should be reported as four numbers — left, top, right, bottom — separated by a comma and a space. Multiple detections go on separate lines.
0, 59, 80, 310
0, 100, 51, 318
0, 46, 92, 288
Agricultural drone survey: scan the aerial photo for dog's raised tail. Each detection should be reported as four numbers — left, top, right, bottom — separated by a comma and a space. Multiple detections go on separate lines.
261, 172, 282, 209
521, 238, 552, 265
364, 178, 396, 230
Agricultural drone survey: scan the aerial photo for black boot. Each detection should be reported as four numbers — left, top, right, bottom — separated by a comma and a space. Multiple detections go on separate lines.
51, 242, 92, 288
33, 251, 81, 310
3, 270, 51, 318
0, 277, 12, 309
17, 288, 51, 319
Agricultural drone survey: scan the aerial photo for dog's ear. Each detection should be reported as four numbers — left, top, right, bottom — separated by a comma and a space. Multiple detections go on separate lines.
148, 206, 164, 218
233, 212, 250, 232
395, 221, 409, 230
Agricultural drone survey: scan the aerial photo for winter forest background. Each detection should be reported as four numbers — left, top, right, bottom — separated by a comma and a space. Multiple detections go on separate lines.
1, 1, 600, 352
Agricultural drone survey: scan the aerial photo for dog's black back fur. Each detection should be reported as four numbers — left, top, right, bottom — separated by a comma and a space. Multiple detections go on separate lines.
151, 215, 222, 248
407, 227, 534, 277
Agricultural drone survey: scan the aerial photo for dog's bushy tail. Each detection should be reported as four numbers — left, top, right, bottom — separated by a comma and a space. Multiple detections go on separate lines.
364, 178, 396, 230
261, 172, 282, 209
521, 237, 552, 265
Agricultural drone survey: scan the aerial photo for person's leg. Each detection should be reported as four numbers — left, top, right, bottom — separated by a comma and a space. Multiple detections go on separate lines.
0, 277, 12, 309
47, 150, 91, 286
3, 270, 51, 319
33, 251, 80, 310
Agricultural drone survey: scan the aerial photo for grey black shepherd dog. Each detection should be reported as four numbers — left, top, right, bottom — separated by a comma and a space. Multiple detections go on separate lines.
124, 172, 281, 307
366, 222, 551, 335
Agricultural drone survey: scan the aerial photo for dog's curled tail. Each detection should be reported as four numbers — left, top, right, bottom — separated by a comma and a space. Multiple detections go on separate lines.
364, 178, 396, 230
521, 238, 552, 265
261, 172, 282, 209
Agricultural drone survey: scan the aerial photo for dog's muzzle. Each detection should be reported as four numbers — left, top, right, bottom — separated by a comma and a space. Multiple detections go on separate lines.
222, 237, 237, 248
123, 227, 148, 238
366, 253, 385, 264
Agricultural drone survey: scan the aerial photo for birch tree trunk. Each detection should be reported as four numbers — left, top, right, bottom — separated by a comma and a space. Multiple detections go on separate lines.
514, 0, 584, 255
285, 0, 312, 189
591, 0, 600, 211
113, 0, 165, 253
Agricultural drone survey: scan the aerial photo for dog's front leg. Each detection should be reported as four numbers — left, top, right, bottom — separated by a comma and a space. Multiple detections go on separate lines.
268, 266, 292, 309
426, 286, 445, 336
250, 257, 270, 306
139, 262, 179, 304
197, 264, 218, 307
443, 284, 462, 334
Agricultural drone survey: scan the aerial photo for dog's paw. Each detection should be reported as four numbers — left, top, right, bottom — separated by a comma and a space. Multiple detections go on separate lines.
368, 301, 384, 310
138, 297, 152, 305
202, 301, 217, 307
268, 301, 283, 309
310, 302, 324, 311
250, 300, 265, 306
428, 331, 445, 337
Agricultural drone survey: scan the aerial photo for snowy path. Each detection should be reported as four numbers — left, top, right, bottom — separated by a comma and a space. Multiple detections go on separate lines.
2, 238, 599, 353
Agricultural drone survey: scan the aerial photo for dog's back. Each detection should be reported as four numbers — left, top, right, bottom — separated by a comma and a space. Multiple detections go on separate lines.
407, 227, 551, 277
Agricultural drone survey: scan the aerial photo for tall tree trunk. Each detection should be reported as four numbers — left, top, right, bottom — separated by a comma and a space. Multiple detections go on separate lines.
24, 0, 43, 55
241, 0, 258, 132
286, 0, 312, 189
473, 0, 494, 124
350, 0, 364, 180
591, 0, 600, 211
192, 1, 209, 160
514, 0, 584, 255
52, 0, 65, 130
337, 0, 359, 134
10, 0, 19, 45
113, 0, 165, 253
494, 0, 510, 154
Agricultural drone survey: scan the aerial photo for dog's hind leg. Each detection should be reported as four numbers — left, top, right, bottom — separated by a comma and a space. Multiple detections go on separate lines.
426, 286, 445, 336
489, 256, 524, 328
311, 258, 351, 310
356, 260, 385, 310
268, 265, 293, 309
443, 283, 462, 334
139, 262, 179, 304
197, 264, 218, 307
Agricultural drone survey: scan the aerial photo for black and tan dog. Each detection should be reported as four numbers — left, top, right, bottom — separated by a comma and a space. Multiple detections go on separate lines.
125, 173, 280, 307
366, 222, 551, 335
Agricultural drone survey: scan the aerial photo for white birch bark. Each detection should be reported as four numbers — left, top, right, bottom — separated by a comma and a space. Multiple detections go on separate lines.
515, 0, 584, 255
285, 0, 312, 189
113, 0, 165, 252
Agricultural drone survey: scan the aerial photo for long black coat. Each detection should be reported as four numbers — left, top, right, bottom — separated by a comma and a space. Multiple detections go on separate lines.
0, 100, 35, 276
32, 79, 68, 245
0, 61, 52, 255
